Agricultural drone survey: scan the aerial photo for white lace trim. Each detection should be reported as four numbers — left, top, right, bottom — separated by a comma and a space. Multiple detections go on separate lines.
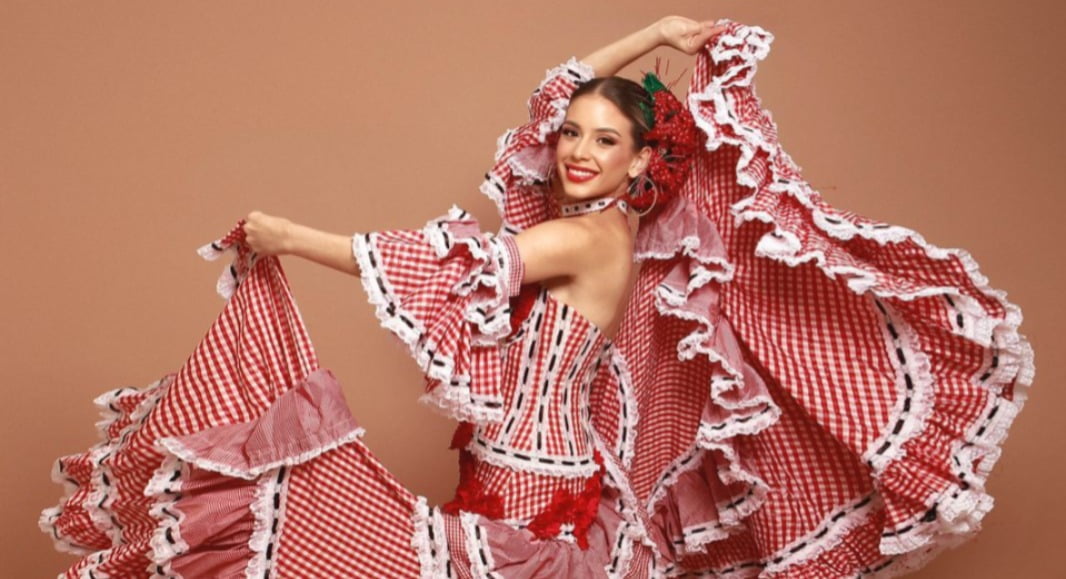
40, 374, 174, 558
466, 433, 601, 479
243, 467, 285, 579
675, 19, 1037, 576
352, 222, 510, 424
605, 519, 637, 579
480, 57, 595, 215
38, 505, 92, 557
154, 427, 365, 480
460, 510, 499, 577
606, 348, 639, 470
196, 233, 262, 301
862, 298, 937, 474
591, 433, 659, 554
145, 453, 189, 575
418, 386, 505, 425
410, 497, 446, 579
763, 494, 878, 575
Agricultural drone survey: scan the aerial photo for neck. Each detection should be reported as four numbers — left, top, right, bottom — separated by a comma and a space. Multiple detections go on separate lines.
555, 194, 630, 218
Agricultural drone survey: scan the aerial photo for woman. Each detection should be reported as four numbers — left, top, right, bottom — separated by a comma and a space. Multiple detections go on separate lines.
241, 16, 719, 343
43, 15, 1033, 578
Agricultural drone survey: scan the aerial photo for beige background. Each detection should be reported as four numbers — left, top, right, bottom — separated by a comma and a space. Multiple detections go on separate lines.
3, 1, 1060, 577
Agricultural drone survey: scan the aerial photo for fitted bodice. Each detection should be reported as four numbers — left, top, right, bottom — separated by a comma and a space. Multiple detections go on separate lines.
470, 285, 611, 478
452, 284, 613, 525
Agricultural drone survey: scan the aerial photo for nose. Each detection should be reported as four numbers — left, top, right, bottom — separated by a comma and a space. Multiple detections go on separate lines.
571, 135, 592, 160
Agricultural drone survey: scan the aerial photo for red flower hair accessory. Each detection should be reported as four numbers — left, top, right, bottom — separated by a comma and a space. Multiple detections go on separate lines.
629, 60, 706, 216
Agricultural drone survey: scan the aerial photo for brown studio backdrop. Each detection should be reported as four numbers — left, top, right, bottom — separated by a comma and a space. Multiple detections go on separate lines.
2, 1, 1061, 577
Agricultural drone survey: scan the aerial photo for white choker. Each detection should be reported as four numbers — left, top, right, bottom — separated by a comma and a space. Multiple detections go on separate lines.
558, 196, 629, 217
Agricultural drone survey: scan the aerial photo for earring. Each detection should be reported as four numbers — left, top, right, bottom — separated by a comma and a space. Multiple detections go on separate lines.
634, 182, 659, 218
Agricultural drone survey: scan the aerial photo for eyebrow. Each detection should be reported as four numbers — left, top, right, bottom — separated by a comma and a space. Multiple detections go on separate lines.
561, 120, 622, 137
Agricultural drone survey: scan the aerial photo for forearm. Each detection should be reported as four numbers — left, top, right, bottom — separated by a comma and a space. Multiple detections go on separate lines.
285, 222, 360, 277
580, 20, 664, 77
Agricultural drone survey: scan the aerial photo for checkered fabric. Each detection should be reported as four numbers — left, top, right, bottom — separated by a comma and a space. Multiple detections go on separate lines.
42, 18, 1034, 579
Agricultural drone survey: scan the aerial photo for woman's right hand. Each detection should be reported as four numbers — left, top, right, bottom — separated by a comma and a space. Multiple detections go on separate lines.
656, 16, 727, 55
242, 210, 293, 256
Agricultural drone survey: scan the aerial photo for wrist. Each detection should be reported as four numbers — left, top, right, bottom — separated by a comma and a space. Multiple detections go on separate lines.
281, 219, 300, 256
647, 18, 668, 47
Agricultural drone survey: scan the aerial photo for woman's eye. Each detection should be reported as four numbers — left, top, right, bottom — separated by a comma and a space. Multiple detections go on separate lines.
598, 138, 616, 146
561, 128, 577, 137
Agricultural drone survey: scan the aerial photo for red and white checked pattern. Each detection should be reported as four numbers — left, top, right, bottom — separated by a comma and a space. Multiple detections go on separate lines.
480, 56, 594, 234
42, 223, 323, 577
358, 210, 620, 524
499, 235, 525, 297
42, 19, 1034, 579
476, 19, 1033, 577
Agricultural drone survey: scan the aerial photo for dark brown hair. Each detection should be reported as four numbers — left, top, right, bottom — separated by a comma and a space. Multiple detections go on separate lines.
570, 77, 654, 150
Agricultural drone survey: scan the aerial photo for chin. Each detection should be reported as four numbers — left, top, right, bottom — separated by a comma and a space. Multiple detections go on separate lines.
557, 179, 622, 202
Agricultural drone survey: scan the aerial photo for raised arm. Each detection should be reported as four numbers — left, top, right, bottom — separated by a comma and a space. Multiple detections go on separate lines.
239, 16, 727, 275
581, 16, 727, 77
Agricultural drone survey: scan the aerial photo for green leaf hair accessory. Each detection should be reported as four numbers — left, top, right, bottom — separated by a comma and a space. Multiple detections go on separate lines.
638, 72, 667, 130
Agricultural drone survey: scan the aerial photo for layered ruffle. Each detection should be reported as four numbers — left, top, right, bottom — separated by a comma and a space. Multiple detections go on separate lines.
351, 205, 522, 425
411, 475, 636, 578
41, 222, 322, 577
478, 57, 595, 232
40, 374, 174, 557
599, 193, 781, 561
620, 18, 1035, 576
143, 368, 364, 577
467, 18, 1035, 578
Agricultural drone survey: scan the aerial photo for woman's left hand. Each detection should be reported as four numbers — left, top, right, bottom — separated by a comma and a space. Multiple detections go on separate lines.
242, 210, 293, 256
657, 16, 727, 55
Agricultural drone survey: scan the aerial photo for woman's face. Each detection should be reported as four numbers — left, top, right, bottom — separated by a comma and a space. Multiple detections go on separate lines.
553, 93, 651, 203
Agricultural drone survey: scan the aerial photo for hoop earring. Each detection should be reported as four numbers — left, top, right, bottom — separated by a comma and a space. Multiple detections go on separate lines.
634, 184, 659, 218
628, 173, 659, 217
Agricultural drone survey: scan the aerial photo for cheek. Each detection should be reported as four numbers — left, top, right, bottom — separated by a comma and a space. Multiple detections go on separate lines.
554, 139, 573, 161
596, 149, 633, 173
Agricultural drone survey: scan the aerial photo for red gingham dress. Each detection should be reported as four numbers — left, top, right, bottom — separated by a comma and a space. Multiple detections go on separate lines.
42, 19, 1035, 578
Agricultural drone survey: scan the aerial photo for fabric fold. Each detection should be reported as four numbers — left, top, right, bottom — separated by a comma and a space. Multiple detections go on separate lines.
41, 223, 321, 578
625, 17, 1037, 575
351, 205, 520, 425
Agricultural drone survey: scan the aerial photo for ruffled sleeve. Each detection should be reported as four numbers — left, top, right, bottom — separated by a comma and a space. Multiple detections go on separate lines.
352, 205, 524, 424
608, 19, 1036, 576
479, 57, 596, 231
563, 19, 1037, 577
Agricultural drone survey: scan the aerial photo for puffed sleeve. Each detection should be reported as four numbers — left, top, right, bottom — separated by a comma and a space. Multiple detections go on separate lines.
352, 205, 525, 425
480, 57, 596, 229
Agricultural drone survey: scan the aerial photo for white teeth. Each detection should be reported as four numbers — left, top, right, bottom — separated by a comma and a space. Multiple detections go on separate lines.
568, 167, 596, 177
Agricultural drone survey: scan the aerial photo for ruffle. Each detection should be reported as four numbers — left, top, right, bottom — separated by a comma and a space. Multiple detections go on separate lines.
143, 368, 363, 577
153, 368, 364, 480
42, 223, 321, 577
661, 18, 1035, 575
626, 193, 780, 559
39, 374, 174, 563
352, 205, 519, 425
469, 482, 631, 578
478, 56, 595, 232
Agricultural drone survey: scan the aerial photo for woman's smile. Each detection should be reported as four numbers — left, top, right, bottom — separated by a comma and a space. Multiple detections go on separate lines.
564, 163, 599, 183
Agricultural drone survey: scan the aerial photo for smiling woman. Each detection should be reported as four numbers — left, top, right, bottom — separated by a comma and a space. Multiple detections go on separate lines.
41, 14, 1034, 579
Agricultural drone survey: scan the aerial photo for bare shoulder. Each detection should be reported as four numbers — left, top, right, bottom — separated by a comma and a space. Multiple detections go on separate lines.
511, 218, 601, 285
539, 215, 637, 339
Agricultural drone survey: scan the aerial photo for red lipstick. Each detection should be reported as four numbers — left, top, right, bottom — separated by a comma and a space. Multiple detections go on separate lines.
564, 164, 598, 184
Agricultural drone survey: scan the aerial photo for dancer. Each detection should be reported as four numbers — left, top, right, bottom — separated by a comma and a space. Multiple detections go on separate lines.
42, 15, 1034, 578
